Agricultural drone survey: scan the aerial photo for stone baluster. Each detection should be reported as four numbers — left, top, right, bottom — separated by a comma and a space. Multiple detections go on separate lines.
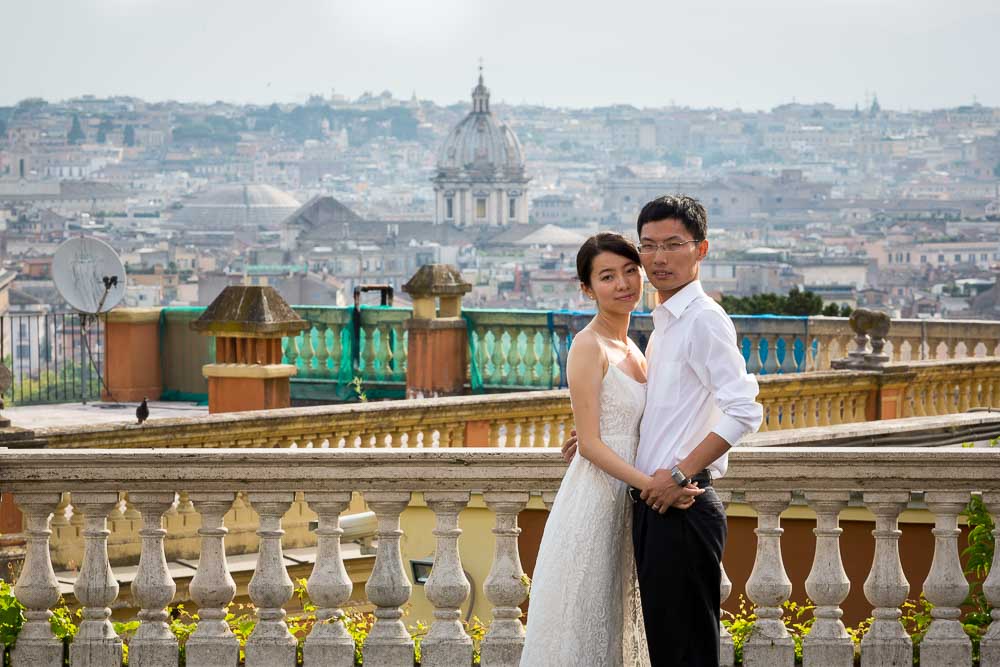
959, 376, 974, 412
861, 492, 912, 666
313, 322, 330, 376
284, 332, 300, 368
332, 323, 347, 376
522, 331, 540, 385
245, 492, 296, 667
746, 335, 763, 374
363, 326, 379, 379
762, 335, 780, 375
302, 493, 354, 667
743, 491, 794, 667
422, 492, 473, 666
129, 491, 178, 667
802, 492, 852, 667
816, 334, 833, 370
801, 395, 818, 428
920, 491, 972, 665
493, 330, 510, 384
980, 492, 1000, 665
395, 326, 409, 380
186, 492, 239, 665
10, 492, 63, 667
780, 336, 799, 373
69, 491, 123, 667
717, 491, 735, 667
363, 491, 415, 665
481, 492, 530, 666
300, 328, 318, 376
51, 492, 71, 527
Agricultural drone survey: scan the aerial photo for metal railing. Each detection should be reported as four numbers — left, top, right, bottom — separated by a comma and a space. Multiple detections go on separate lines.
0, 312, 104, 405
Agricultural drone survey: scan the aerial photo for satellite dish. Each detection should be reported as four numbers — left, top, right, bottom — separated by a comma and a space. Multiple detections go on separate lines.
53, 237, 127, 313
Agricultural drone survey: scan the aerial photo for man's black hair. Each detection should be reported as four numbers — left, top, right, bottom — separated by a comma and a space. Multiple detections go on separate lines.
636, 194, 708, 241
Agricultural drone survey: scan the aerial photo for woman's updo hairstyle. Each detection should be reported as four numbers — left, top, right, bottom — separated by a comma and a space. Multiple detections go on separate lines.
575, 232, 642, 287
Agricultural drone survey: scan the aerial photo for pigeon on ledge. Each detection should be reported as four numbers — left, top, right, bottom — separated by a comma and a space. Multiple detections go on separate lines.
136, 398, 149, 425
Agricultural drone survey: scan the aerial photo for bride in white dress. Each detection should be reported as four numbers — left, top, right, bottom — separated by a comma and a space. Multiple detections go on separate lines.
521, 233, 653, 667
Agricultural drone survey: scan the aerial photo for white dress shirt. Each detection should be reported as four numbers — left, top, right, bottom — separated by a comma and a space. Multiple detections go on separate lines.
635, 280, 763, 478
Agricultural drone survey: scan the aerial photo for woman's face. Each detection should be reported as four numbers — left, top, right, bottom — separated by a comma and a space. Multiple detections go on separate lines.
582, 251, 643, 314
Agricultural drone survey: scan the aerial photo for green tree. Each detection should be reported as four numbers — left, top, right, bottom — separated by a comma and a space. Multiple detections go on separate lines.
719, 289, 842, 316
67, 114, 85, 144
95, 117, 114, 144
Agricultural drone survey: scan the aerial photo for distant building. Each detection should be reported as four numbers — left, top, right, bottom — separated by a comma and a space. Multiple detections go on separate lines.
531, 194, 576, 225
166, 184, 301, 231
433, 69, 530, 227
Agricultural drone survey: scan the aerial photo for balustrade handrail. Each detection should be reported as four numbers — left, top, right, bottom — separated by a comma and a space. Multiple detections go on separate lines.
4, 443, 1000, 492
27, 391, 1000, 452
32, 389, 573, 450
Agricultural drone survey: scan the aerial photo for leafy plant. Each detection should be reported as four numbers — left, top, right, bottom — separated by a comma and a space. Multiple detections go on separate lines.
351, 376, 368, 402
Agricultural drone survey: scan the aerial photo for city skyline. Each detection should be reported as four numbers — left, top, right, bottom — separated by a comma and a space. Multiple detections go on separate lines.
2, 0, 998, 111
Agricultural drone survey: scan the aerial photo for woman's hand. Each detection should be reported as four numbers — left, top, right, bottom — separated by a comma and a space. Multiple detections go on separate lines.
561, 429, 578, 463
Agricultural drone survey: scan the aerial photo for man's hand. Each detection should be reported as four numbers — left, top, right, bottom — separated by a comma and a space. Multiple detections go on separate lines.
561, 429, 578, 464
640, 469, 704, 513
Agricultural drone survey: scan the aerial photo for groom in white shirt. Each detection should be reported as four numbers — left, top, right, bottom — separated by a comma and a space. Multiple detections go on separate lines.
565, 195, 763, 666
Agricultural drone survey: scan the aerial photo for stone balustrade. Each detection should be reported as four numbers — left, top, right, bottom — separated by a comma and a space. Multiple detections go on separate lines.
5, 417, 1000, 666
150, 306, 1000, 405
756, 370, 879, 431
898, 358, 1000, 418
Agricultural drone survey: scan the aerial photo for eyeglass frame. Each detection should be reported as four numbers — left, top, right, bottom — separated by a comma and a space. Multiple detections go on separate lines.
636, 239, 704, 255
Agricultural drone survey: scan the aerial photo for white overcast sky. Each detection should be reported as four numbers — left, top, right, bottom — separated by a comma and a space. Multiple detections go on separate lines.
2, 0, 997, 110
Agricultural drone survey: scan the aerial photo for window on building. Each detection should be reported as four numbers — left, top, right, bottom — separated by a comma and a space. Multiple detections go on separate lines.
938, 254, 945, 263
476, 197, 487, 219
906, 253, 910, 262
509, 197, 517, 219
920, 255, 927, 263
446, 197, 454, 219
955, 254, 961, 262
982, 254, 989, 261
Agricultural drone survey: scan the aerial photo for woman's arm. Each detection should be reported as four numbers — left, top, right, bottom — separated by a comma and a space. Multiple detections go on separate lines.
567, 332, 652, 490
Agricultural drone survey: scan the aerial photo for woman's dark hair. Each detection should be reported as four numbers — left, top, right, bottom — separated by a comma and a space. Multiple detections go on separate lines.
636, 194, 707, 240
576, 232, 642, 287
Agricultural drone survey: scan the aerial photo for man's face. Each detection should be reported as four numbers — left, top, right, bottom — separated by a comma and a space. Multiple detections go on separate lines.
638, 218, 708, 299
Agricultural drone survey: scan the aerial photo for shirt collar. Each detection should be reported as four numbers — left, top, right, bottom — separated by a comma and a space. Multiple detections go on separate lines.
652, 280, 705, 328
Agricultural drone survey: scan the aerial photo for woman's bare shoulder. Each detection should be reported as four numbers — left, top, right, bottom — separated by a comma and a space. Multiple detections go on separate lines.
567, 329, 607, 374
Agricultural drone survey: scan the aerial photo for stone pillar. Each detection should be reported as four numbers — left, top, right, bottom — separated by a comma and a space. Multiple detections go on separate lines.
861, 492, 912, 666
402, 264, 472, 399
920, 491, 972, 665
191, 286, 308, 414
10, 492, 63, 667
802, 492, 853, 666
103, 307, 163, 402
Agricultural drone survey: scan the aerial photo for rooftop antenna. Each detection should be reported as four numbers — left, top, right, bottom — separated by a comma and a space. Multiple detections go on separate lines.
52, 237, 128, 405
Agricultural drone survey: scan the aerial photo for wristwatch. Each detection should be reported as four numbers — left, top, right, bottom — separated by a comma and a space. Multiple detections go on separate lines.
670, 465, 690, 487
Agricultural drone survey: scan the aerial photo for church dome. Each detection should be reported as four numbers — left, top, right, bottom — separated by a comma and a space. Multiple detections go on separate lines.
436, 71, 526, 179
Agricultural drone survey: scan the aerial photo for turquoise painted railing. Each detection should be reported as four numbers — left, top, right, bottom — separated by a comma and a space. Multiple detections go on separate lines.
159, 306, 840, 402
283, 306, 409, 401
160, 306, 1000, 402
464, 309, 567, 391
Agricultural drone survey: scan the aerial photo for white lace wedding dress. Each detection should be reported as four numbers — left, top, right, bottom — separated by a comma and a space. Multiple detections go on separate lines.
520, 364, 650, 667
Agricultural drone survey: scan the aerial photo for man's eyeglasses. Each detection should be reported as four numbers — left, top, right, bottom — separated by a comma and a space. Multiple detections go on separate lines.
636, 239, 702, 254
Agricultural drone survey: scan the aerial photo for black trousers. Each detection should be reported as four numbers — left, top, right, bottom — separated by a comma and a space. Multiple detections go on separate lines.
631, 484, 727, 667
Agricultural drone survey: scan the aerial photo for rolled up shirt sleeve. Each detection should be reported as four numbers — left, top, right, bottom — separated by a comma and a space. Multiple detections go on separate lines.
689, 310, 764, 446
